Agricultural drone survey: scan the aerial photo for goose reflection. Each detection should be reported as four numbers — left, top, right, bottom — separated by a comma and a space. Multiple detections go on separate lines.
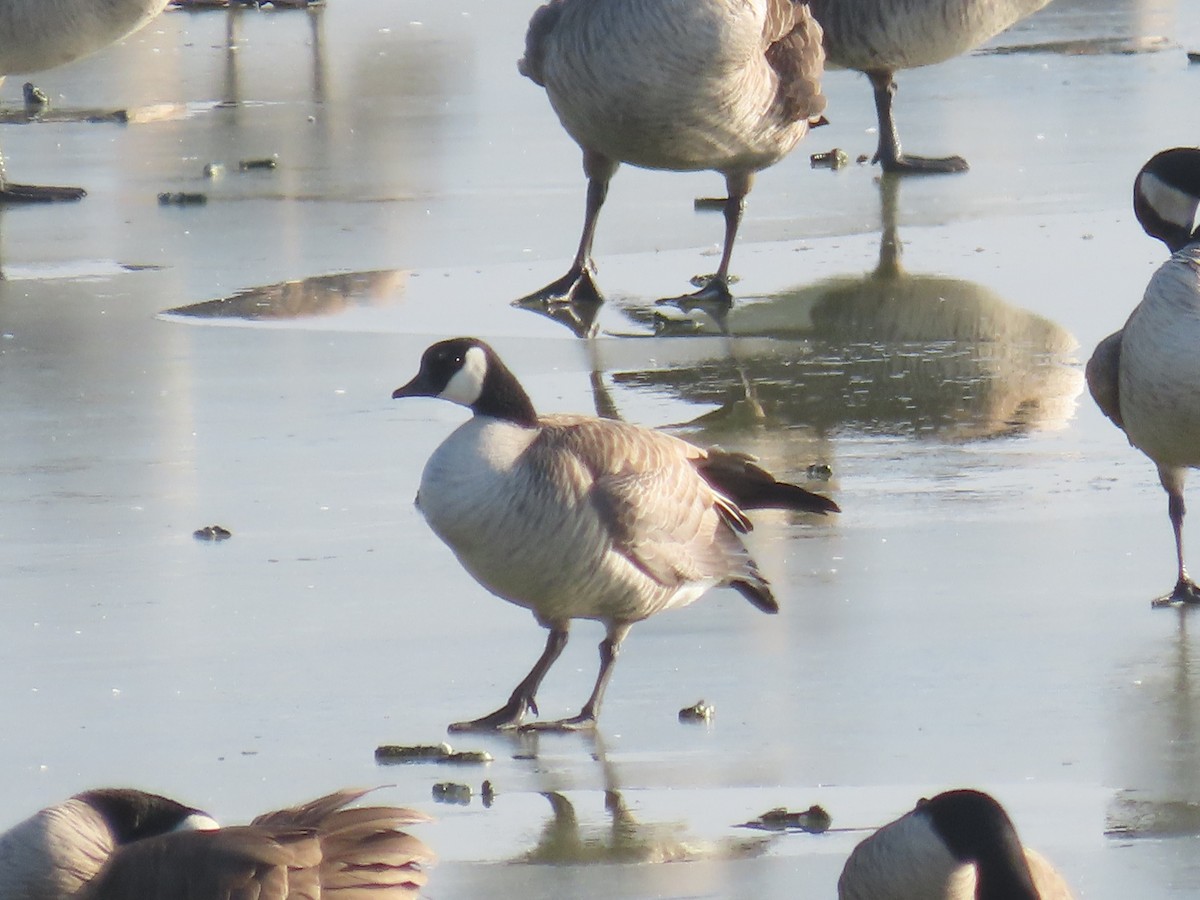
164, 268, 407, 320
617, 175, 1083, 442
211, 2, 327, 110
518, 734, 770, 867
1107, 608, 1200, 838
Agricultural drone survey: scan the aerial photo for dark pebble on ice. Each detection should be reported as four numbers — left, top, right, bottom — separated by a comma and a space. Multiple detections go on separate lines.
193, 524, 232, 541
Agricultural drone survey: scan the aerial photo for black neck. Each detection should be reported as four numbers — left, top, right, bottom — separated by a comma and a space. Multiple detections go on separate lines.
923, 791, 1040, 900
475, 354, 539, 427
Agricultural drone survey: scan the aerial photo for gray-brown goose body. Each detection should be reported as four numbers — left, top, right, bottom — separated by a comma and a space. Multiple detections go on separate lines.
393, 337, 838, 731
838, 789, 1074, 900
0, 0, 171, 202
806, 0, 1051, 173
517, 0, 826, 310
1086, 148, 1200, 605
0, 787, 432, 899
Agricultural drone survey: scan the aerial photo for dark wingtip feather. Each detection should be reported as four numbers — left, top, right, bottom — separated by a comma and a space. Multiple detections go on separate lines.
698, 450, 840, 515
731, 579, 779, 614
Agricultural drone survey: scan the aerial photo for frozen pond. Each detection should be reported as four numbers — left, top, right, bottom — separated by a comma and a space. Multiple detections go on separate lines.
2, 0, 1200, 895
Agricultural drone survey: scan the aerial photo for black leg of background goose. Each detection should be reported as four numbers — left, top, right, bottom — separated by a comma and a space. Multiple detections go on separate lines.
1161, 489, 1200, 605
514, 150, 615, 307
524, 623, 629, 731
868, 69, 968, 175
450, 626, 570, 731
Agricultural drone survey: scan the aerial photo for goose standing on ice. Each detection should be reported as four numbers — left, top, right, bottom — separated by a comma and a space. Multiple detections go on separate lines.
392, 337, 839, 732
806, 0, 1052, 174
838, 789, 1075, 900
0, 0, 172, 201
1087, 147, 1200, 605
0, 786, 433, 898
516, 0, 827, 309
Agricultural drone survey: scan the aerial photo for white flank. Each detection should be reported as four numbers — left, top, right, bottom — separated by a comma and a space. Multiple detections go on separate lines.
439, 346, 488, 407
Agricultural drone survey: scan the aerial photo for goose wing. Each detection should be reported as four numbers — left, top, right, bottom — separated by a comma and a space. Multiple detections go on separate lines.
764, 0, 827, 123
539, 416, 753, 588
1086, 329, 1124, 430
82, 827, 318, 900
518, 0, 565, 86
252, 789, 433, 898
84, 791, 432, 900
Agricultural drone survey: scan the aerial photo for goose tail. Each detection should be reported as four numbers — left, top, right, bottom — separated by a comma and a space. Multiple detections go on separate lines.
699, 449, 840, 515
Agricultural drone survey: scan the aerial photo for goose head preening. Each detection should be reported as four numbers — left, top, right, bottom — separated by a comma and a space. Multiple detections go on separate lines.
1133, 147, 1200, 254
838, 789, 1075, 900
0, 787, 433, 899
1086, 147, 1200, 605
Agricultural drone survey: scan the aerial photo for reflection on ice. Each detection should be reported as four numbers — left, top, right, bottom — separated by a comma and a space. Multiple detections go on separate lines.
164, 268, 407, 320
523, 789, 769, 866
517, 734, 772, 867
1109, 609, 1200, 838
620, 177, 1083, 442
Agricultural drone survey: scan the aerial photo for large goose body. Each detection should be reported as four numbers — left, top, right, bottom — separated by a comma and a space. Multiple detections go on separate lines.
530, 0, 818, 174
809, 0, 1049, 72
517, 0, 826, 308
394, 337, 838, 731
419, 413, 746, 625
1086, 148, 1200, 604
0, 0, 169, 77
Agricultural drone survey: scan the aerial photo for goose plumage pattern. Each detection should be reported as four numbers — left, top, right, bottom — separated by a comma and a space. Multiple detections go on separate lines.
393, 337, 838, 731
0, 787, 432, 899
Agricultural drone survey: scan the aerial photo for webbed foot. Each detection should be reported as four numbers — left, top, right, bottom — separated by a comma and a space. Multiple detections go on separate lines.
656, 275, 734, 312
514, 263, 604, 307
1152, 577, 1200, 608
448, 694, 537, 732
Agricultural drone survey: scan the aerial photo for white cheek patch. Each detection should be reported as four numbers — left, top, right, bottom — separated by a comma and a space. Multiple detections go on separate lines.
439, 345, 488, 407
1141, 170, 1200, 234
174, 813, 221, 832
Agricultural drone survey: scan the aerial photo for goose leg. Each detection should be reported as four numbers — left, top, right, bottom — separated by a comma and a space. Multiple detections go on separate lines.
449, 625, 569, 732
867, 70, 968, 175
0, 150, 86, 203
657, 172, 751, 311
514, 150, 616, 307
524, 623, 630, 732
1159, 481, 1200, 606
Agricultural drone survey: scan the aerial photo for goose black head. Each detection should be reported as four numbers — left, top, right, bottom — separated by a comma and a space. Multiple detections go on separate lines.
918, 789, 1039, 900
76, 789, 219, 844
392, 337, 539, 427
1134, 147, 1200, 253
